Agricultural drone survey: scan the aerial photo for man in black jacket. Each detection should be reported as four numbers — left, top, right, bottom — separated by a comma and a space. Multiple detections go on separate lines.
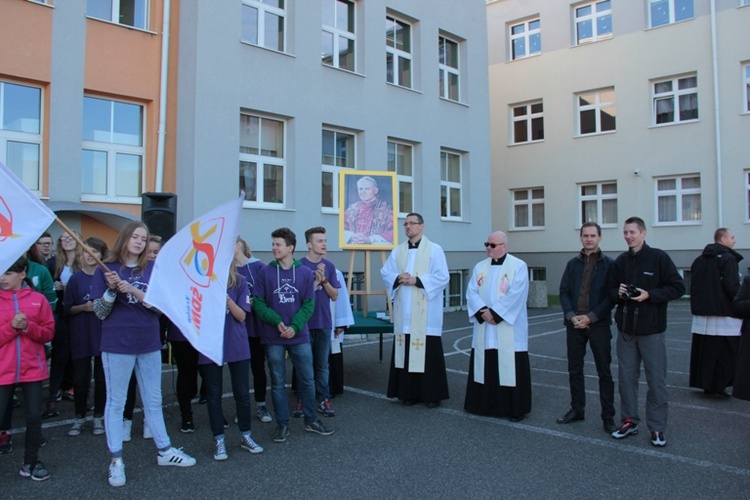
608, 217, 684, 447
557, 222, 615, 433
689, 228, 743, 398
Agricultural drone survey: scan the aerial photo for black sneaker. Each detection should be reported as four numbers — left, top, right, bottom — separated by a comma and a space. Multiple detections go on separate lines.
611, 418, 638, 439
180, 419, 195, 433
41, 408, 60, 420
19, 461, 50, 481
304, 420, 334, 436
0, 432, 11, 454
273, 425, 289, 443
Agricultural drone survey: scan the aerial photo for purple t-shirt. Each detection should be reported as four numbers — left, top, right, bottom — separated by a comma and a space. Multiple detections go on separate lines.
199, 275, 252, 365
254, 262, 314, 346
300, 257, 340, 329
236, 258, 266, 338
63, 270, 102, 360
92, 262, 161, 355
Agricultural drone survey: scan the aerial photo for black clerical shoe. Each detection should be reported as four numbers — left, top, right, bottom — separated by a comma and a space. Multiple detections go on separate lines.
425, 401, 440, 409
556, 409, 584, 424
716, 389, 731, 399
603, 419, 616, 434
509, 415, 525, 422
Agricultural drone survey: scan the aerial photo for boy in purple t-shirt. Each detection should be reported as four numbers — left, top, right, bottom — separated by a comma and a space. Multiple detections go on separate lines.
252, 227, 334, 443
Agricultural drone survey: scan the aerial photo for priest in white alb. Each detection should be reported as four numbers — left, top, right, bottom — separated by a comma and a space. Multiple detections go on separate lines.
381, 212, 450, 408
465, 231, 531, 421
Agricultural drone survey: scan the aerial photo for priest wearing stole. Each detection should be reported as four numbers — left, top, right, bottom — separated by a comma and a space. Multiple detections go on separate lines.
381, 213, 450, 408
465, 231, 531, 422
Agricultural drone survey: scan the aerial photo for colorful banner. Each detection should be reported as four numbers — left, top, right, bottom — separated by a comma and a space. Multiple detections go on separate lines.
144, 195, 243, 365
0, 162, 57, 274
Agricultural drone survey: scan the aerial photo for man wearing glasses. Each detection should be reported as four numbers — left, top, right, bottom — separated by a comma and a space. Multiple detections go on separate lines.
381, 213, 449, 408
465, 231, 531, 421
36, 232, 55, 271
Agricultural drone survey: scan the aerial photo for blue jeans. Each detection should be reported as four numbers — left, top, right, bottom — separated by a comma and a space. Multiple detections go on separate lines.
200, 360, 252, 438
102, 351, 171, 458
310, 328, 332, 402
265, 343, 316, 426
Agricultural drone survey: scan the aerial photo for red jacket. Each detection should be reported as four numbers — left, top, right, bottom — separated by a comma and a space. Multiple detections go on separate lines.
0, 288, 55, 385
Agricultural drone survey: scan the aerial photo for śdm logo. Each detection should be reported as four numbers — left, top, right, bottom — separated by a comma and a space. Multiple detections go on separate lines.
180, 217, 225, 288
0, 196, 20, 243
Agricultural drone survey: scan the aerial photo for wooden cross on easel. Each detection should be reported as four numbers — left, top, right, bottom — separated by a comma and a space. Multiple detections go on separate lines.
346, 250, 393, 320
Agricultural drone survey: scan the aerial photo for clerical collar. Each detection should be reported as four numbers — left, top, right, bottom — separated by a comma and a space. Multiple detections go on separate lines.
491, 254, 507, 266
408, 239, 421, 249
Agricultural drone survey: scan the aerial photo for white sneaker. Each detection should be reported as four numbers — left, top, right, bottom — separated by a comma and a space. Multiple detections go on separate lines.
213, 439, 228, 461
240, 433, 264, 454
68, 418, 85, 437
143, 420, 153, 439
122, 419, 132, 442
108, 458, 126, 487
93, 417, 105, 436
157, 447, 196, 467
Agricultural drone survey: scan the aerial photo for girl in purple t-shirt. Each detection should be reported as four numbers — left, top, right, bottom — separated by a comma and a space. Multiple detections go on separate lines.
93, 221, 196, 487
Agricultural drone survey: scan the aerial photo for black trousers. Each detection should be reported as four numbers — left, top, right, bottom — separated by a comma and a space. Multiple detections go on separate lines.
48, 317, 73, 403
565, 325, 615, 420
171, 340, 200, 418
249, 336, 268, 403
0, 382, 44, 465
72, 356, 105, 418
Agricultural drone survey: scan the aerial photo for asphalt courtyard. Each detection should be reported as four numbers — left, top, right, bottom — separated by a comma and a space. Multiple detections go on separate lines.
3, 300, 750, 499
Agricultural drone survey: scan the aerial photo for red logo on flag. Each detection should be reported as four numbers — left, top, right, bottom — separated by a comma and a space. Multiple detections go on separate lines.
0, 196, 18, 242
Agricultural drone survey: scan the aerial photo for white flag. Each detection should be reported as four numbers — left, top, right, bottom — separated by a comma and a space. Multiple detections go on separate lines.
144, 195, 243, 365
0, 162, 57, 274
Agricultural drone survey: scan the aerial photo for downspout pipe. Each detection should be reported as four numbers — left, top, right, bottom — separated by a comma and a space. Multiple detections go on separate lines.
710, 0, 722, 226
155, 0, 171, 192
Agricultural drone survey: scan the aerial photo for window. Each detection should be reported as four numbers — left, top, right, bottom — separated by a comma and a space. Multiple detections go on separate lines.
648, 0, 693, 28
746, 171, 750, 221
656, 175, 701, 224
577, 88, 616, 135
0, 81, 42, 192
575, 1, 612, 45
511, 101, 544, 144
440, 150, 462, 219
321, 128, 355, 211
512, 188, 544, 229
579, 182, 617, 226
239, 113, 285, 206
322, 0, 355, 71
438, 35, 459, 102
509, 18, 541, 60
744, 63, 750, 113
86, 0, 149, 29
241, 0, 285, 52
444, 270, 469, 309
653, 75, 698, 125
386, 15, 412, 88
529, 267, 547, 281
387, 140, 413, 215
82, 96, 143, 200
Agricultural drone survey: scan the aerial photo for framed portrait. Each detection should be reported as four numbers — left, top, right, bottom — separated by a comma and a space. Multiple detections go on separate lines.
338, 170, 398, 250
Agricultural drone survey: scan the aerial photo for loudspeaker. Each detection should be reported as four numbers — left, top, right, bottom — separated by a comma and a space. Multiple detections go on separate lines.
141, 192, 177, 241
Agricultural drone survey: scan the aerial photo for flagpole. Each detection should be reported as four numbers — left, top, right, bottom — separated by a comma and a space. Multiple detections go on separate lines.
53, 217, 111, 273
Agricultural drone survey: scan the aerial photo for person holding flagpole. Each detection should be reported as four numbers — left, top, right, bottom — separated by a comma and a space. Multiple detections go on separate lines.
93, 221, 196, 487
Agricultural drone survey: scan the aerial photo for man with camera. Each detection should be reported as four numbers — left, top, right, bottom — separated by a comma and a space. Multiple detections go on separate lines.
608, 217, 684, 447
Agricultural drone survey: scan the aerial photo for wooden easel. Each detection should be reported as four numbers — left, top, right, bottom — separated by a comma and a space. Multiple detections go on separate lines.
347, 250, 393, 320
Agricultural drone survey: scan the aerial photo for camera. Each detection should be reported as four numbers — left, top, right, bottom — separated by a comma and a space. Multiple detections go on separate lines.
621, 284, 641, 300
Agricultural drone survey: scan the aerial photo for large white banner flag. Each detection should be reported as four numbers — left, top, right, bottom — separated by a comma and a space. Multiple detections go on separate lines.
0, 161, 57, 274
144, 195, 243, 365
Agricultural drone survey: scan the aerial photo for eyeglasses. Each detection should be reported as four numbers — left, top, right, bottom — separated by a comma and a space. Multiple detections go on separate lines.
403, 221, 423, 227
37, 241, 53, 246
60, 236, 74, 242
484, 242, 505, 249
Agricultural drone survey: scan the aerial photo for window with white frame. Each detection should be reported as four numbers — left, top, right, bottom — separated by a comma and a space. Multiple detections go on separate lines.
239, 113, 285, 206
86, 0, 149, 29
579, 182, 617, 226
648, 0, 694, 28
241, 0, 285, 52
322, 0, 355, 71
653, 74, 698, 125
512, 188, 544, 229
387, 140, 413, 215
82, 96, 143, 200
656, 175, 701, 224
386, 15, 412, 88
444, 270, 468, 308
744, 63, 750, 113
512, 101, 544, 144
575, 1, 612, 45
0, 81, 42, 192
577, 88, 616, 135
746, 171, 750, 221
440, 150, 462, 219
439, 35, 459, 102
321, 128, 355, 211
509, 18, 541, 60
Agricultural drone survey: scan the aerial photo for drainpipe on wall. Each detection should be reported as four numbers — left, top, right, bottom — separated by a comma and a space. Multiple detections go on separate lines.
155, 0, 171, 193
710, 0, 722, 227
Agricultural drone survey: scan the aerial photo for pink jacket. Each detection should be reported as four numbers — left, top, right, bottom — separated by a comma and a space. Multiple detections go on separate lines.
0, 288, 55, 385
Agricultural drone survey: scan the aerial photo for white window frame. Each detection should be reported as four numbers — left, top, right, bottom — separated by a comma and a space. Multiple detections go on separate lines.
241, 0, 286, 52
576, 88, 616, 136
509, 17, 541, 60
321, 127, 355, 213
0, 81, 43, 194
744, 63, 750, 113
86, 0, 150, 30
655, 174, 701, 225
511, 101, 544, 144
440, 149, 462, 221
386, 15, 412, 88
239, 112, 286, 209
648, 0, 694, 29
321, 0, 356, 72
438, 35, 460, 102
81, 96, 145, 203
578, 181, 618, 228
574, 1, 612, 45
511, 187, 545, 230
652, 74, 698, 126
387, 139, 414, 217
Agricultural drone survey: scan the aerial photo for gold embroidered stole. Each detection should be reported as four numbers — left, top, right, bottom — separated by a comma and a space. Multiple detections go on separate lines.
393, 237, 431, 373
